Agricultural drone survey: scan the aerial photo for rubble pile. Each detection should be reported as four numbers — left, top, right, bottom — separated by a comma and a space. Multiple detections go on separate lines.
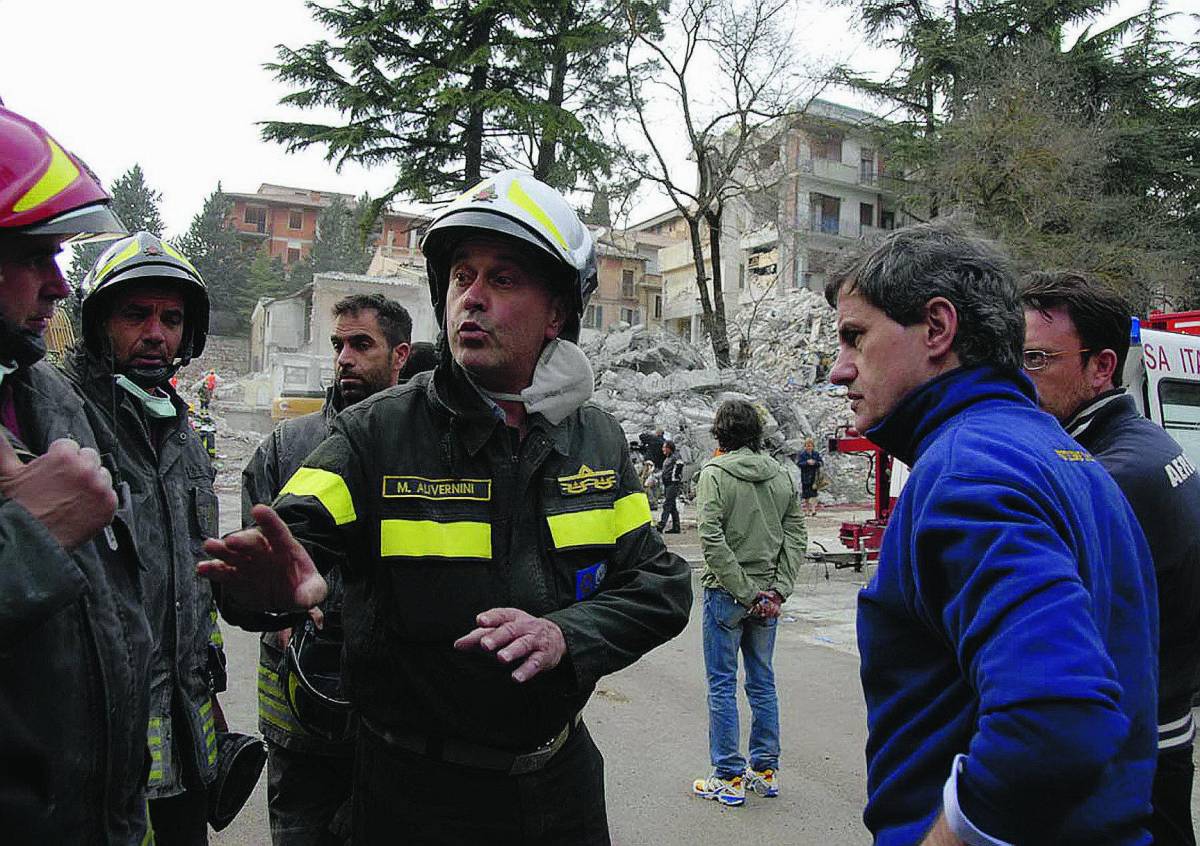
581, 291, 868, 505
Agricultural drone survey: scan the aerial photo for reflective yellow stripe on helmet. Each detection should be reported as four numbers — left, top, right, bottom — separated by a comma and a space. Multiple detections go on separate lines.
547, 492, 651, 549
507, 179, 569, 250
92, 237, 142, 285
279, 468, 357, 526
161, 239, 201, 277
379, 519, 492, 559
13, 138, 80, 213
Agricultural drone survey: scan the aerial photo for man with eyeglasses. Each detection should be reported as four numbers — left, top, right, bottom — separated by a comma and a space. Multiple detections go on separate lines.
1022, 271, 1200, 846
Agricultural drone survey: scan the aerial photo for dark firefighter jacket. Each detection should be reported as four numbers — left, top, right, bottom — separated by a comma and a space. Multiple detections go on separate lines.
272, 362, 693, 750
1068, 390, 1200, 744
239, 386, 351, 755
63, 347, 224, 797
0, 359, 152, 845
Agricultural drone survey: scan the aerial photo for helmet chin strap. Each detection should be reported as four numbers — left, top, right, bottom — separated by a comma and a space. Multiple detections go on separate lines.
124, 362, 179, 390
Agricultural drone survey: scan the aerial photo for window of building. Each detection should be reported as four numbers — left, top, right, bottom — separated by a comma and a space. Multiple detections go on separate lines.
244, 206, 267, 231
738, 263, 746, 289
287, 247, 301, 264
621, 307, 636, 325
622, 268, 635, 299
809, 132, 843, 162
860, 202, 874, 233
860, 148, 876, 183
288, 210, 303, 230
801, 271, 815, 289
583, 304, 603, 329
808, 193, 841, 234
654, 295, 662, 320
881, 210, 896, 230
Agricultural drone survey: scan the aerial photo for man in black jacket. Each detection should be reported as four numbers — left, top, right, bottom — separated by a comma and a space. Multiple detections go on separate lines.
239, 293, 412, 846
67, 231, 227, 844
0, 105, 153, 844
1022, 271, 1200, 846
200, 170, 691, 845
657, 440, 683, 533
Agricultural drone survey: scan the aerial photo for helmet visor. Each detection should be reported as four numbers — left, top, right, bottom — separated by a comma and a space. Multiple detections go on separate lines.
21, 202, 127, 244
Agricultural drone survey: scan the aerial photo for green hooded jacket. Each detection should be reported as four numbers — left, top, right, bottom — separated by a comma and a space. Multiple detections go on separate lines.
697, 447, 806, 606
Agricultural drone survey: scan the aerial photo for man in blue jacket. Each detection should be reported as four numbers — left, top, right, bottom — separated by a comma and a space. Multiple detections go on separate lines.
827, 222, 1158, 845
1022, 271, 1200, 846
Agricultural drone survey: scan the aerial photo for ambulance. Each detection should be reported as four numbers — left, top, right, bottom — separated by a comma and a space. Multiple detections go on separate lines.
1126, 310, 1200, 473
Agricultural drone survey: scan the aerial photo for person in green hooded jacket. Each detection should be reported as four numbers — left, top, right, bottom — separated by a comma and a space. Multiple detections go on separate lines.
692, 399, 806, 808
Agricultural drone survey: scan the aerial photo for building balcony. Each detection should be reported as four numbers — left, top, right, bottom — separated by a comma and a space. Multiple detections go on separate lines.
798, 158, 859, 185
740, 226, 778, 251
857, 171, 906, 194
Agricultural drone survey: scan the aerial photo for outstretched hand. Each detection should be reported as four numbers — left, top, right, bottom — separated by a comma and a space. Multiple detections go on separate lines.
198, 504, 327, 612
454, 607, 566, 683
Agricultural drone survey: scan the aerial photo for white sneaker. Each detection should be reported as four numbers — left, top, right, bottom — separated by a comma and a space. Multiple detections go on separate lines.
692, 774, 745, 806
745, 767, 779, 797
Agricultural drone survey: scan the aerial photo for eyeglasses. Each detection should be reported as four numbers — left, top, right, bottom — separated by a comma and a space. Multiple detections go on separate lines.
1022, 348, 1091, 371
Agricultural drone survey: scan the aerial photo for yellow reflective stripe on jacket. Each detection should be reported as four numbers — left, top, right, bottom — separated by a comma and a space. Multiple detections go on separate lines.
146, 717, 165, 784
199, 698, 217, 766
209, 608, 223, 648
507, 179, 569, 250
13, 138, 80, 213
257, 664, 303, 735
142, 801, 156, 846
547, 492, 652, 549
279, 467, 357, 525
379, 519, 491, 559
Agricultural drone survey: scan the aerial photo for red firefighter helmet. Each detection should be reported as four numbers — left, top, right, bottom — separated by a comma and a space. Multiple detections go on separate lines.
0, 106, 126, 242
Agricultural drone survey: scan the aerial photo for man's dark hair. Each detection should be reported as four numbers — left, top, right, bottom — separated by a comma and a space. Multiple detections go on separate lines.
711, 399, 763, 452
399, 340, 438, 381
825, 221, 1024, 372
1019, 271, 1132, 387
332, 294, 412, 349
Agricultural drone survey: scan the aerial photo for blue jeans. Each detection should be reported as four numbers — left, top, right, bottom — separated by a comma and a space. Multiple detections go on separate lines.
702, 587, 780, 778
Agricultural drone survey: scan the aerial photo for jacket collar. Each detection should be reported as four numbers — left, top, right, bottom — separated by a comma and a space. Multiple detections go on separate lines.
1064, 388, 1128, 440
866, 365, 1037, 465
426, 359, 573, 459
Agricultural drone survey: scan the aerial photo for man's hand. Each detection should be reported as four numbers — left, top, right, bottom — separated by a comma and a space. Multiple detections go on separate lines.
0, 435, 117, 551
198, 504, 327, 612
453, 608, 566, 683
750, 590, 783, 619
920, 813, 964, 846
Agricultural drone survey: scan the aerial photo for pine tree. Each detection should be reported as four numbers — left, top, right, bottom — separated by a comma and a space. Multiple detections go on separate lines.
260, 0, 650, 215
310, 196, 372, 275
177, 185, 252, 333
68, 164, 166, 286
244, 252, 290, 316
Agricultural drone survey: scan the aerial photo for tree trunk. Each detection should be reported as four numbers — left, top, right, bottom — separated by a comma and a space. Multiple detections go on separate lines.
534, 3, 571, 181
705, 210, 732, 368
686, 216, 718, 359
462, 3, 495, 186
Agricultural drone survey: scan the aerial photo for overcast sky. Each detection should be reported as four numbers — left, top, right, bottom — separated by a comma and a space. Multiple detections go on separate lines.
0, 0, 1192, 238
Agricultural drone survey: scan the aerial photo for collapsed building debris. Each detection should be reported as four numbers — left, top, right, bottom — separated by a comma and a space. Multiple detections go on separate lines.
581, 289, 870, 505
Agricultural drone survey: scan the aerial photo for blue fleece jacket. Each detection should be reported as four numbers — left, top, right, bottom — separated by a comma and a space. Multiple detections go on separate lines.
858, 366, 1158, 845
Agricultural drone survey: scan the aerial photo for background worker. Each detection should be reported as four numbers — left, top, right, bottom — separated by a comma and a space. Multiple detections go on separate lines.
793, 437, 823, 516
239, 293, 413, 846
67, 231, 236, 843
828, 222, 1157, 845
1022, 271, 1200, 846
199, 169, 692, 845
657, 439, 683, 533
0, 105, 153, 844
692, 399, 805, 807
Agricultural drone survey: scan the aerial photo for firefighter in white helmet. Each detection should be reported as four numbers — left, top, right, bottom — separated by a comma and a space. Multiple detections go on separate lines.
201, 170, 692, 844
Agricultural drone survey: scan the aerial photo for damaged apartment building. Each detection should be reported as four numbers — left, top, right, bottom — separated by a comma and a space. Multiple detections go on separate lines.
626, 99, 905, 346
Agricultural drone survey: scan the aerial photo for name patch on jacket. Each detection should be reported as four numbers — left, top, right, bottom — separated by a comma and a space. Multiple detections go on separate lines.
382, 476, 492, 501
576, 560, 608, 600
1054, 449, 1095, 463
558, 464, 617, 496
